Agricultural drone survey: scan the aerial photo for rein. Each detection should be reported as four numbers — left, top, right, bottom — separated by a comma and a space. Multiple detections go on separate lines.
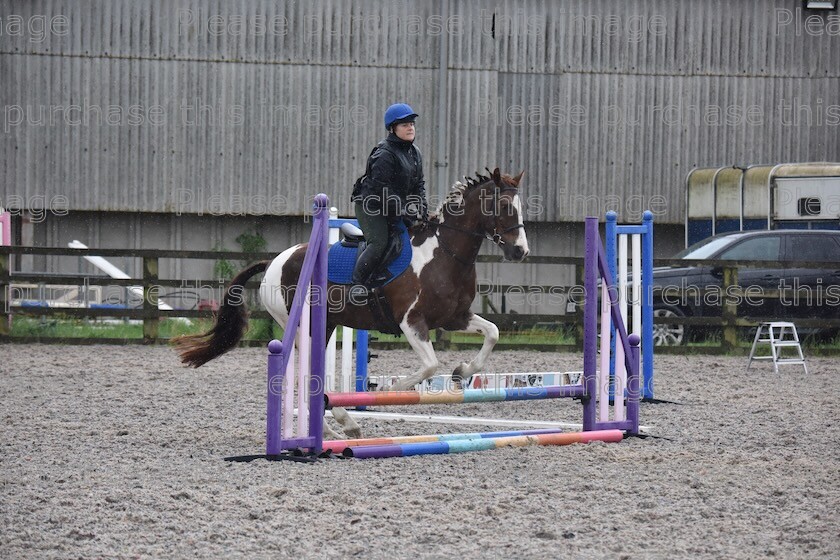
435, 221, 525, 246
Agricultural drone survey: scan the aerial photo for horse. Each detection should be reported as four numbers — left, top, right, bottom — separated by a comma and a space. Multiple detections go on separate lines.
174, 167, 529, 438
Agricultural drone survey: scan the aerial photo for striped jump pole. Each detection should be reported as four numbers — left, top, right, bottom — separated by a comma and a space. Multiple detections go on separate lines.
325, 385, 585, 408
323, 428, 568, 454
342, 429, 625, 459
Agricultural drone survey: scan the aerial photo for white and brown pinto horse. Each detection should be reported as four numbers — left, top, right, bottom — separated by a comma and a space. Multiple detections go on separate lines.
175, 168, 529, 435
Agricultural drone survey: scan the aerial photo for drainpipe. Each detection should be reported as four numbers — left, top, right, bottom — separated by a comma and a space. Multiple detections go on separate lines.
684, 167, 697, 248
434, 0, 450, 203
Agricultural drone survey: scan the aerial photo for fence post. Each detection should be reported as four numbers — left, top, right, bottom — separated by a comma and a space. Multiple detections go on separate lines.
573, 260, 584, 347
721, 265, 739, 352
0, 251, 9, 336
143, 256, 159, 343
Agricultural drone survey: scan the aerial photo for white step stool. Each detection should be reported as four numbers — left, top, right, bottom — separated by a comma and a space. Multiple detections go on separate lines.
747, 322, 808, 374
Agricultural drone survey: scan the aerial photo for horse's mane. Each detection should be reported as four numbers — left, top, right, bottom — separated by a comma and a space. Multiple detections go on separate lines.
432, 180, 467, 215
431, 169, 516, 219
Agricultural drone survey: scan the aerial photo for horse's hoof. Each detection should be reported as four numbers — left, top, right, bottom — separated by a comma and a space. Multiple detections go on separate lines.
345, 427, 362, 440
452, 362, 471, 377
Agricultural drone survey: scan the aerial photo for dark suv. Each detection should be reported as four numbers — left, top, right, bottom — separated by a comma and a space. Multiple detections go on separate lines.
652, 230, 840, 345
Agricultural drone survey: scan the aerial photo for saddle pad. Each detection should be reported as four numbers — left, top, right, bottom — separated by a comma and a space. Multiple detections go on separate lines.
327, 225, 412, 286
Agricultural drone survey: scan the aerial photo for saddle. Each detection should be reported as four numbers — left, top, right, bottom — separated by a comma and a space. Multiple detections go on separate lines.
339, 223, 404, 285
327, 221, 413, 336
328, 221, 412, 287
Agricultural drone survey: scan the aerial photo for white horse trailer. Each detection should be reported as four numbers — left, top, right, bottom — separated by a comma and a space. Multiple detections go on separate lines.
685, 163, 840, 247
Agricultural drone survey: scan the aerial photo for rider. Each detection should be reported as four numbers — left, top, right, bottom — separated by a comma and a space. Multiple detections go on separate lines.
349, 103, 428, 301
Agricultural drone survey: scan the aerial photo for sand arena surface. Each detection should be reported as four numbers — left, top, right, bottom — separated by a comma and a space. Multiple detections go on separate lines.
2, 344, 838, 559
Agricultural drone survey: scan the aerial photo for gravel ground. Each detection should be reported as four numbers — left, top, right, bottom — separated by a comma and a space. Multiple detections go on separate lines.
2, 343, 838, 559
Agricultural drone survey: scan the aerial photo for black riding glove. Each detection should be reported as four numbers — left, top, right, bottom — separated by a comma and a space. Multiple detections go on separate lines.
404, 197, 428, 224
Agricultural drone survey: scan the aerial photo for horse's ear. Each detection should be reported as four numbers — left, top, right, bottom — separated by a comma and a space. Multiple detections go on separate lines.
512, 170, 525, 186
490, 167, 502, 184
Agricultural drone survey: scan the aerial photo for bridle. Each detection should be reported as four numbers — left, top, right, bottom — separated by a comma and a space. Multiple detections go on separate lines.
430, 185, 525, 265
489, 223, 525, 246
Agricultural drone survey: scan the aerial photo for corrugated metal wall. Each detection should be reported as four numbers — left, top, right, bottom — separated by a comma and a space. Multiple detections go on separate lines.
3, 0, 839, 224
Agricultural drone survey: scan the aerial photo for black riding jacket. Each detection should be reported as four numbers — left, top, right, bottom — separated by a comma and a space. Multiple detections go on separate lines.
351, 133, 428, 219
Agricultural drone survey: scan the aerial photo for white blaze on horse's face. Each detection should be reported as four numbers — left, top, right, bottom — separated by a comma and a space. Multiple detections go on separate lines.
510, 192, 530, 260
497, 190, 529, 262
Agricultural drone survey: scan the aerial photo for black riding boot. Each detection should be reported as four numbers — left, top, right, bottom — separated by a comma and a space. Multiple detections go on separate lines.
350, 202, 390, 304
348, 245, 382, 304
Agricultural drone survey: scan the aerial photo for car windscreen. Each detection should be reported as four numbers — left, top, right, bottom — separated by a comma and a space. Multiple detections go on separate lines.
674, 235, 744, 260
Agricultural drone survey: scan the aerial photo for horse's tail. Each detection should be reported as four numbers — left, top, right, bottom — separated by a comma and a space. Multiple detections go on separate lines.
172, 260, 270, 368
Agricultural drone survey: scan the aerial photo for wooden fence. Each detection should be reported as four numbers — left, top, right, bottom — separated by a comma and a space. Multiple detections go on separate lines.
2, 245, 839, 354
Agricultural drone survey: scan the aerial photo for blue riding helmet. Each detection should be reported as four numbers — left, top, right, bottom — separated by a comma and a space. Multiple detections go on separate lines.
384, 103, 419, 129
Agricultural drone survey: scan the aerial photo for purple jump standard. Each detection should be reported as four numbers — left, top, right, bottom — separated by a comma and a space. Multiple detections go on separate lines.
265, 194, 329, 456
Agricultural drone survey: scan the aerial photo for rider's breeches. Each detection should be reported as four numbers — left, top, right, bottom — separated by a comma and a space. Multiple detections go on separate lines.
352, 201, 390, 284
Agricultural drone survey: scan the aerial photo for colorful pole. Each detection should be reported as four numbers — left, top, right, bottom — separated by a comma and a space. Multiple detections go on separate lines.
343, 429, 624, 459
325, 385, 585, 409
323, 428, 566, 454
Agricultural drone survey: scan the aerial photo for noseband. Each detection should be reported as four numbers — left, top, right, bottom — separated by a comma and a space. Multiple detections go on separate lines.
487, 186, 525, 247
490, 223, 525, 247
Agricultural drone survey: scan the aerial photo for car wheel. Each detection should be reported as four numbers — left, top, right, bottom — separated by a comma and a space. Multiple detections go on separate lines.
652, 305, 686, 346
